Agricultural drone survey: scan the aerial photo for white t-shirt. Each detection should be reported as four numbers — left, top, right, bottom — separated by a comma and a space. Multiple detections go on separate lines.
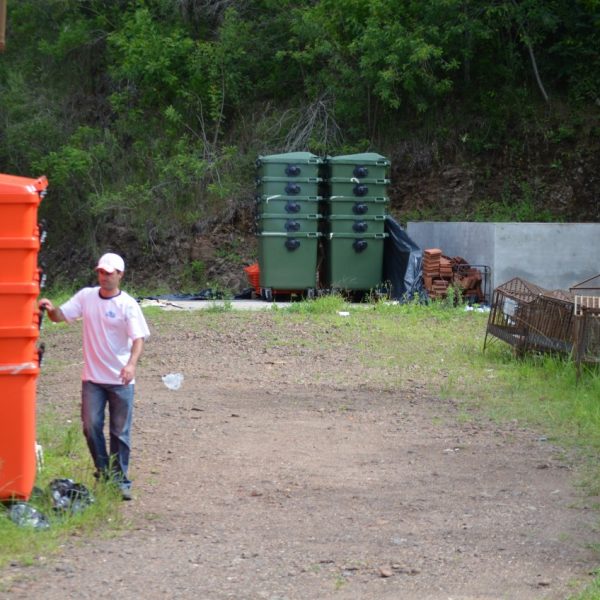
60, 287, 150, 384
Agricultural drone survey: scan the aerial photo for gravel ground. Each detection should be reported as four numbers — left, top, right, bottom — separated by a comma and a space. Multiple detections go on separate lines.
1, 309, 598, 599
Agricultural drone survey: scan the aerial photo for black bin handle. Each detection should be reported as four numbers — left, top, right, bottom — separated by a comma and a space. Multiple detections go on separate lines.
354, 184, 369, 196
285, 183, 302, 195
285, 238, 301, 251
285, 220, 301, 232
353, 239, 368, 253
285, 164, 302, 176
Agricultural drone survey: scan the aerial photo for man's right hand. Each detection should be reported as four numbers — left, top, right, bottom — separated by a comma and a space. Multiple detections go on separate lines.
39, 298, 54, 312
39, 299, 65, 323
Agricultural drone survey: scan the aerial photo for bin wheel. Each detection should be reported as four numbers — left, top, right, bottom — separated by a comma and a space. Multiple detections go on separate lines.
375, 283, 392, 300
262, 288, 273, 302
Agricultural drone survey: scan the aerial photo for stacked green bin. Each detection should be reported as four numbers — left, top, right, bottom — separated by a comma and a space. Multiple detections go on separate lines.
255, 152, 324, 298
258, 232, 321, 291
256, 213, 320, 233
323, 153, 390, 291
324, 233, 388, 290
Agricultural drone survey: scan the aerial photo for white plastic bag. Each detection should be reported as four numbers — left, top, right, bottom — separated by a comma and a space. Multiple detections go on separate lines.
161, 372, 184, 391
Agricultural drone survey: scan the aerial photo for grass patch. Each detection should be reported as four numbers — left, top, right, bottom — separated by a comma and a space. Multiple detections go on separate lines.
286, 294, 349, 315
0, 412, 124, 569
569, 571, 600, 600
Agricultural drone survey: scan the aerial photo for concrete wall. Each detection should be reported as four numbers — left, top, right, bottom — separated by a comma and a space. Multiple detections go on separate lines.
406, 222, 600, 294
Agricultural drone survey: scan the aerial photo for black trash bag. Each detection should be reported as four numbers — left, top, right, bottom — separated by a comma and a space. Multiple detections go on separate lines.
143, 288, 226, 302
8, 502, 50, 529
383, 216, 426, 302
234, 287, 254, 300
49, 478, 94, 514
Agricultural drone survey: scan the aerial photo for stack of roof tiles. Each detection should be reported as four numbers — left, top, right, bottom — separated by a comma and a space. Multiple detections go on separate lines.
422, 249, 485, 302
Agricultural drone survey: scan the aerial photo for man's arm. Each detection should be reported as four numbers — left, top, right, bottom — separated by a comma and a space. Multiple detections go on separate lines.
120, 337, 145, 385
38, 298, 66, 323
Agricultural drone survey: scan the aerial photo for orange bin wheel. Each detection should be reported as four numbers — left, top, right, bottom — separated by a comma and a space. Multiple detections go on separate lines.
0, 366, 38, 501
0, 282, 40, 327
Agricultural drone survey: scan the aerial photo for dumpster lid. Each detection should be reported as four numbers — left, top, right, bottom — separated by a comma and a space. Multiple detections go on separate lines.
256, 176, 323, 183
257, 213, 322, 220
0, 174, 48, 201
326, 153, 390, 166
327, 214, 385, 221
0, 365, 40, 376
257, 232, 321, 238
327, 232, 388, 239
329, 195, 388, 202
0, 236, 40, 249
256, 195, 323, 202
257, 152, 323, 165
0, 282, 40, 294
0, 325, 39, 338
329, 177, 390, 184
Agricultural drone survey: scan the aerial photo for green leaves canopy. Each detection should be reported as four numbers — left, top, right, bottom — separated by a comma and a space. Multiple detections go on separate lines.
0, 0, 596, 270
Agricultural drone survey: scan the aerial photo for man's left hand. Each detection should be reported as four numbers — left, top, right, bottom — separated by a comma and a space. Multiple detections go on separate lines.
120, 364, 135, 385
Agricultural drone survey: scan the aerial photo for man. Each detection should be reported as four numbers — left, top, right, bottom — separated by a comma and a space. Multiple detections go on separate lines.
39, 252, 150, 500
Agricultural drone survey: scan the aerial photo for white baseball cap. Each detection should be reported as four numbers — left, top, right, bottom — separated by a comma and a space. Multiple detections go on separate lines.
95, 252, 125, 273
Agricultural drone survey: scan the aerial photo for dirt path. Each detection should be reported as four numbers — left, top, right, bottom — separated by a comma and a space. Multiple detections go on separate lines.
2, 310, 598, 599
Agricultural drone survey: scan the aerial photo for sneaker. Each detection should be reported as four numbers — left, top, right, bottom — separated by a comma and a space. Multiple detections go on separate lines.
120, 487, 132, 501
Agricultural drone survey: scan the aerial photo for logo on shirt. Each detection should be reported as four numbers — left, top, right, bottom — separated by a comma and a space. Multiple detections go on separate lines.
105, 310, 117, 318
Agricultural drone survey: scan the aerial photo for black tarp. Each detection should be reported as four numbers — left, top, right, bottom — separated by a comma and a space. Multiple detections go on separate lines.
383, 216, 425, 302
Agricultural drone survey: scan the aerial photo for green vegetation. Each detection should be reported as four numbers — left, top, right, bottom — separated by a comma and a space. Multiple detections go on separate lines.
471, 181, 559, 222
572, 573, 600, 600
0, 414, 125, 569
0, 0, 597, 283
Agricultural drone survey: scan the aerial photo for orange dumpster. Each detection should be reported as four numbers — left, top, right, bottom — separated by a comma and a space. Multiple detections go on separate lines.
0, 326, 39, 365
0, 175, 45, 237
0, 236, 41, 283
0, 173, 46, 502
0, 365, 38, 500
0, 282, 40, 327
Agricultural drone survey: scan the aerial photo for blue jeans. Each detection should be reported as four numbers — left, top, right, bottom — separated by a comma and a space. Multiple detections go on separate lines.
81, 381, 134, 491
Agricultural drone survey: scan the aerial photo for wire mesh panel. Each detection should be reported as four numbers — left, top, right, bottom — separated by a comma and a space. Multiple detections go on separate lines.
570, 273, 600, 298
485, 278, 575, 355
573, 306, 600, 375
571, 273, 600, 374
575, 295, 600, 314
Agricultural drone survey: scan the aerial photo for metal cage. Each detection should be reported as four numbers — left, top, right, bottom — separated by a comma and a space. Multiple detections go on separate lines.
570, 274, 600, 374
484, 278, 575, 355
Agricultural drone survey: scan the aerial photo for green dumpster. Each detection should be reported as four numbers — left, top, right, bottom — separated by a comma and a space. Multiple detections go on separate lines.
328, 177, 389, 199
326, 214, 385, 234
256, 152, 324, 178
256, 176, 322, 198
326, 153, 390, 179
326, 196, 389, 216
324, 233, 388, 290
255, 194, 322, 215
258, 232, 321, 290
257, 213, 321, 233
